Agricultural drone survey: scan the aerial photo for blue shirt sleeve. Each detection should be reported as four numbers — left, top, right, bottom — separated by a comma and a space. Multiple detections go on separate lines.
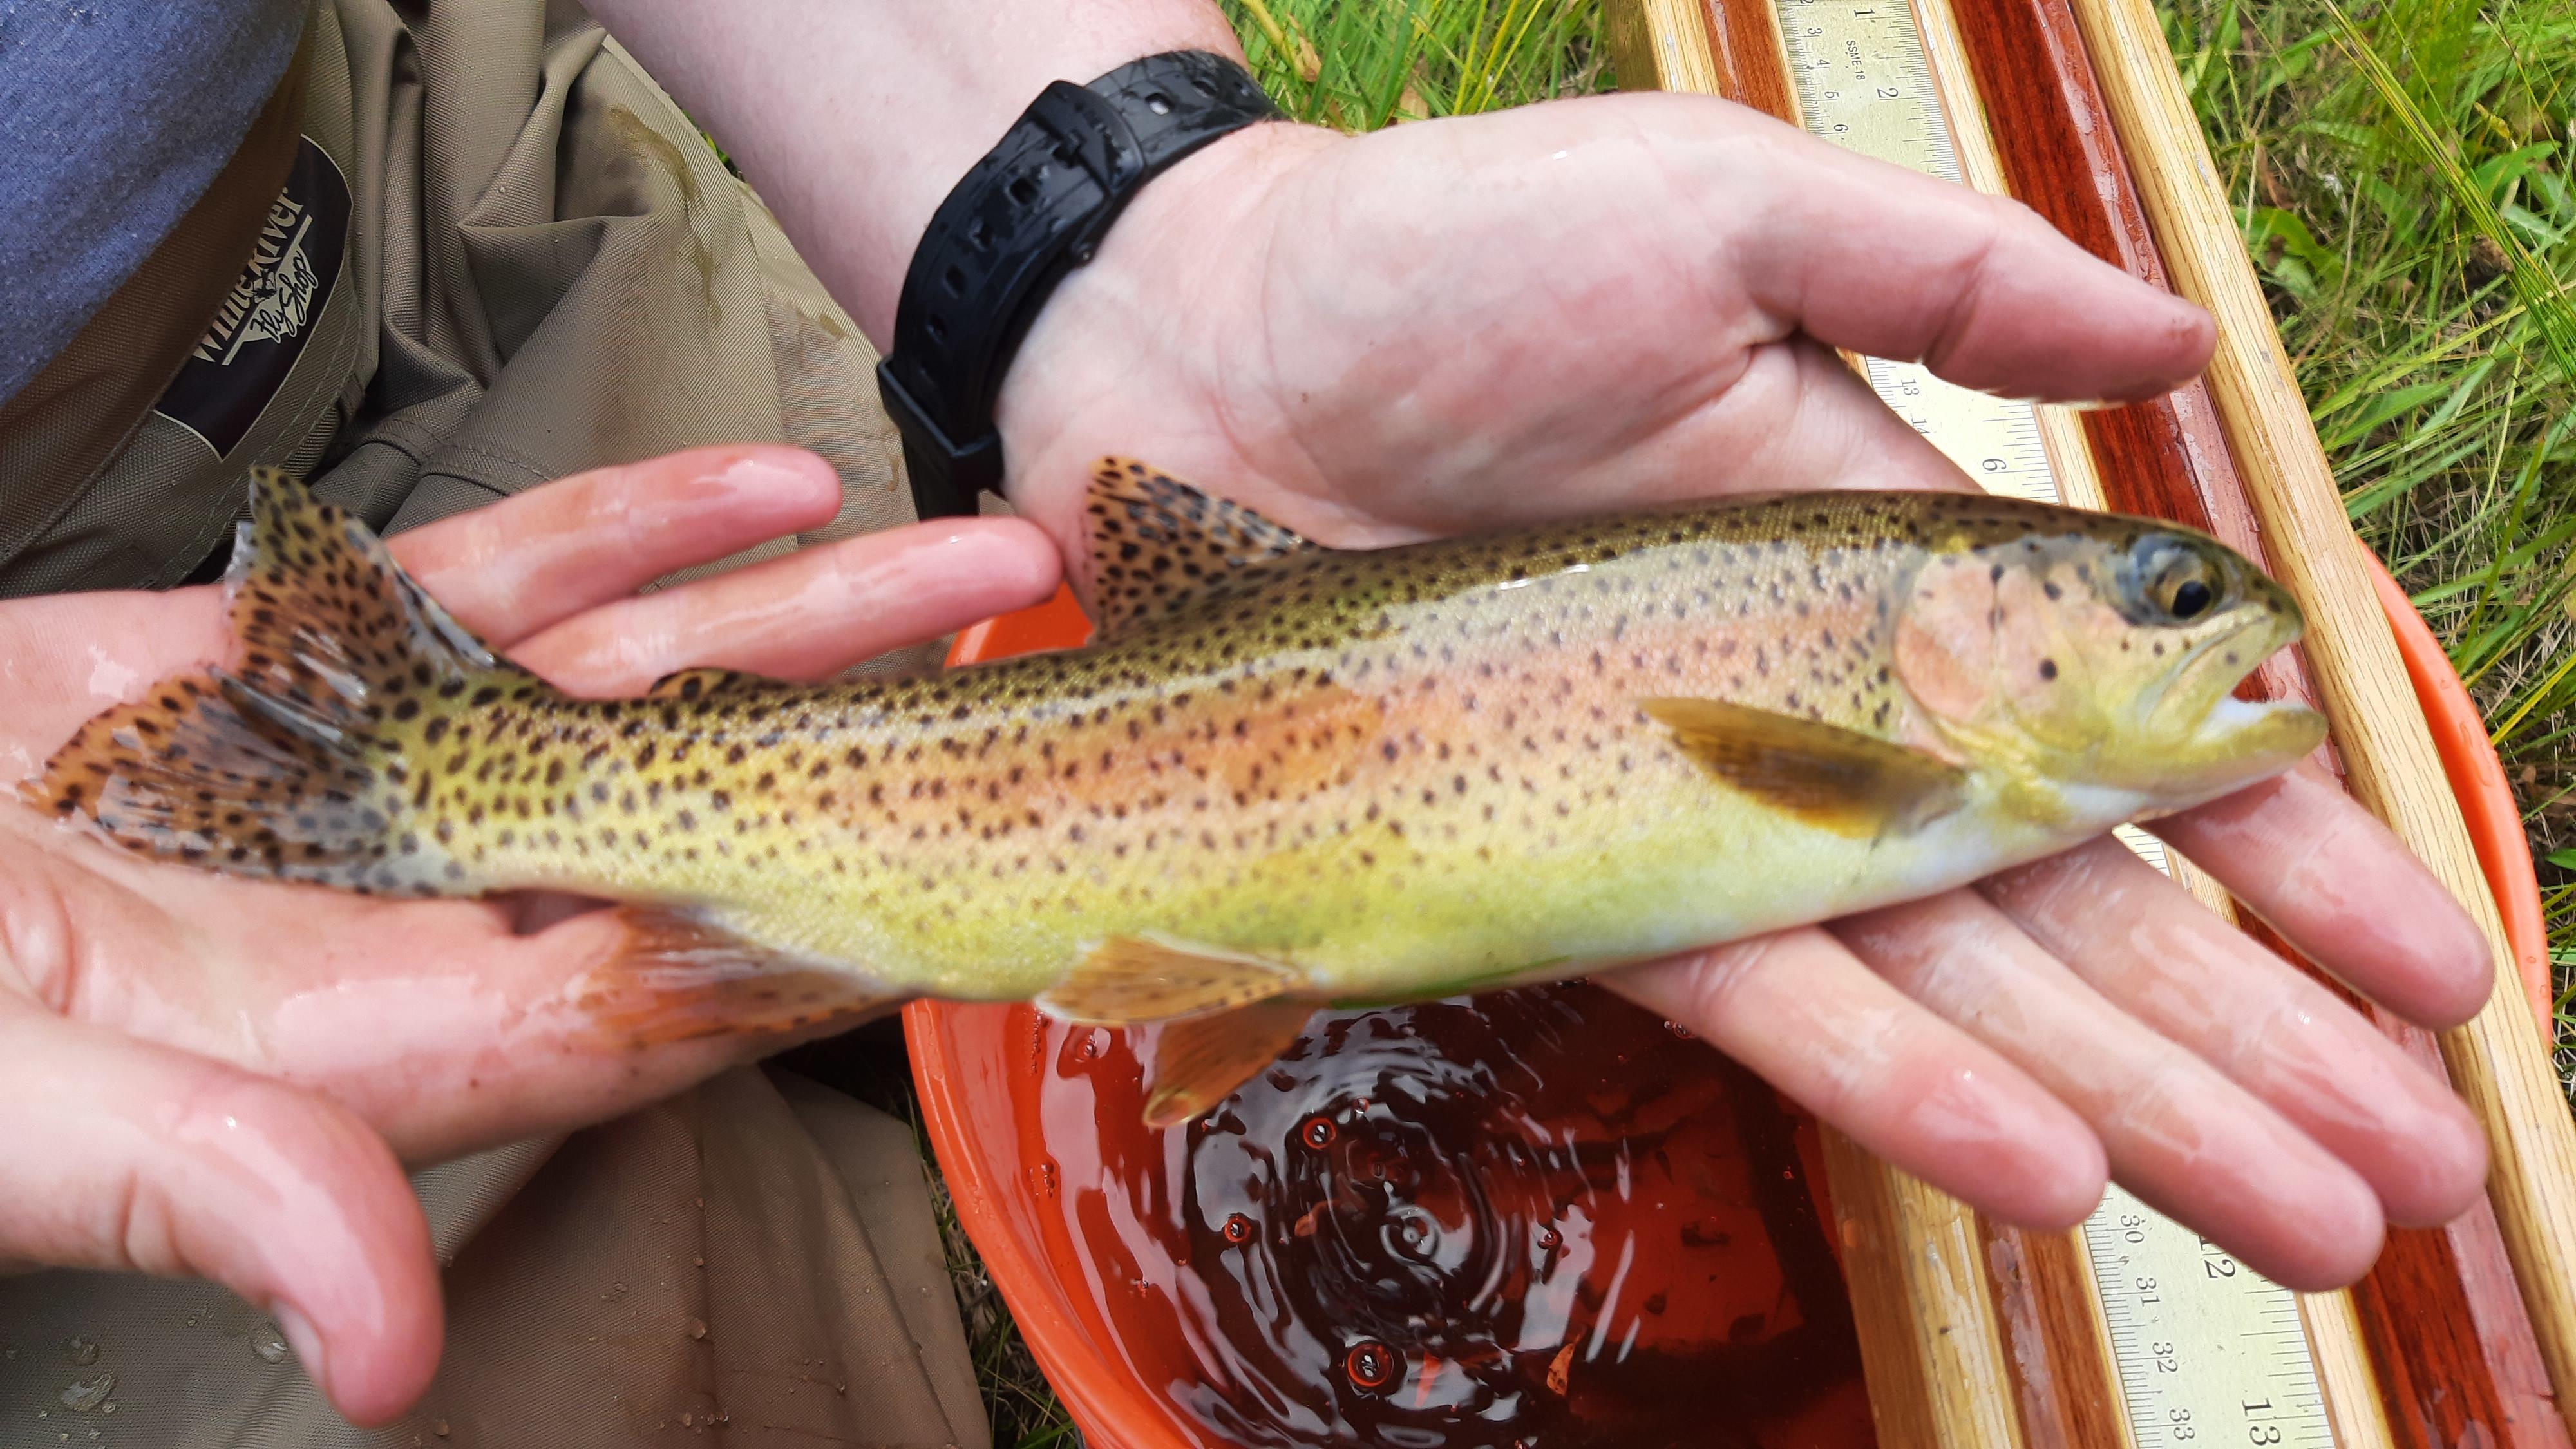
0, 0, 307, 408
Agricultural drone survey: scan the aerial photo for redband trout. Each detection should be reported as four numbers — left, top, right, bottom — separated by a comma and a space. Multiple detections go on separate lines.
30, 462, 2324, 1123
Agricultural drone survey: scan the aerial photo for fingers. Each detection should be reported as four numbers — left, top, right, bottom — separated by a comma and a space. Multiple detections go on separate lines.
1833, 886, 2392, 1289
508, 516, 1061, 694
1721, 114, 2216, 403
0, 1004, 440, 1424
1616, 336, 1990, 500
1606, 818, 2486, 1290
0, 818, 833, 1171
0, 446, 856, 755
1604, 927, 2108, 1229
0, 592, 234, 759
390, 446, 846, 647
1976, 837, 2487, 1231
230, 900, 866, 1164
2148, 763, 2494, 1026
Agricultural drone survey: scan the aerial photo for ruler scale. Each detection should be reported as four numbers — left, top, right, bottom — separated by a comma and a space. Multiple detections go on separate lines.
1771, 0, 2336, 1441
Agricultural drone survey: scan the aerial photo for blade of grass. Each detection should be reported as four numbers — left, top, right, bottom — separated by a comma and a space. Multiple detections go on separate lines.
2320, 0, 2576, 392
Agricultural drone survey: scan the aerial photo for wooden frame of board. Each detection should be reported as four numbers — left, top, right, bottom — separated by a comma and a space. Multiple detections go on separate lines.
1602, 0, 2576, 1444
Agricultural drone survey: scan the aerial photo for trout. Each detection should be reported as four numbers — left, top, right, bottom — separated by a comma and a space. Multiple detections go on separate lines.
31, 462, 2324, 1123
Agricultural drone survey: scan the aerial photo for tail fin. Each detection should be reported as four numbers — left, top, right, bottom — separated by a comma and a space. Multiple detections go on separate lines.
26, 468, 529, 897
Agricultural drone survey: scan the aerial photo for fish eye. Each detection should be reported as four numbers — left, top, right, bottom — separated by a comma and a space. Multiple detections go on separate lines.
2123, 535, 2229, 626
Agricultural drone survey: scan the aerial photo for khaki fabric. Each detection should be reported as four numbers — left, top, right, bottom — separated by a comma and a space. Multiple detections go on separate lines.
1, 1, 987, 1444
0, 38, 308, 591
0, 1071, 987, 1449
1, 0, 933, 635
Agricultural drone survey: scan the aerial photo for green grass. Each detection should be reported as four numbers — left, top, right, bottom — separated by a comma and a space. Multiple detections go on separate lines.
1223, 0, 1609, 125
926, 2, 2576, 1441
2154, 0, 2576, 1074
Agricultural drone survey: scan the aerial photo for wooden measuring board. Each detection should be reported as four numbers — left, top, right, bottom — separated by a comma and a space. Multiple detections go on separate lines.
1786, 4, 2346, 1437
1604, 0, 2576, 1444
2080, 1194, 2333, 1449
1616, 0, 2356, 1439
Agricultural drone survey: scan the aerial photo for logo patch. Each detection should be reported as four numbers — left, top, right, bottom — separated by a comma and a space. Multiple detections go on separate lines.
154, 135, 351, 458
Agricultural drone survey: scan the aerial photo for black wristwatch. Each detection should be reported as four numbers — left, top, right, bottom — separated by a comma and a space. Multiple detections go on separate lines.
876, 52, 1281, 520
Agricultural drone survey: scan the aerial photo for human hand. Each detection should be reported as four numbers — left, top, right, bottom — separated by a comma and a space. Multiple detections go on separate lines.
993, 97, 2494, 1289
0, 446, 1059, 1423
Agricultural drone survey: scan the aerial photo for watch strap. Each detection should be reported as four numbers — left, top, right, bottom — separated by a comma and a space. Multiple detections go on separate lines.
876, 52, 1280, 519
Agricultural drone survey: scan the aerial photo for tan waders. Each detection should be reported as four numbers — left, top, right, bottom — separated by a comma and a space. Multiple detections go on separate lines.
0, 5, 987, 1444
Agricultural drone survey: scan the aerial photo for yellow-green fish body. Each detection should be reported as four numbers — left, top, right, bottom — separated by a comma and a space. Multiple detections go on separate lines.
35, 462, 2322, 1119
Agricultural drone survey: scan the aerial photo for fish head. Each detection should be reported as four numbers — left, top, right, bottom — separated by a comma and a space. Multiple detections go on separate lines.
1893, 516, 2327, 811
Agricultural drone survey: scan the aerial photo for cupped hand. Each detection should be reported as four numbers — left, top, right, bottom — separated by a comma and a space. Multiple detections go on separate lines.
994, 97, 2497, 1288
0, 446, 1060, 1423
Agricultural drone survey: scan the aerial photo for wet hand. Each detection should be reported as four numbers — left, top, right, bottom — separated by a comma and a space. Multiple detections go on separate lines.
0, 446, 1059, 1423
994, 98, 2495, 1289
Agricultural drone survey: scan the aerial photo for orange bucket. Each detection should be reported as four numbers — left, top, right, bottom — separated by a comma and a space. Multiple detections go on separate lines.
907, 569, 2551, 1449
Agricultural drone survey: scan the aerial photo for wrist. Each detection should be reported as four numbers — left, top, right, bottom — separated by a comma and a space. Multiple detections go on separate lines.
876, 52, 1300, 522
996, 120, 1339, 539
849, 15, 1251, 339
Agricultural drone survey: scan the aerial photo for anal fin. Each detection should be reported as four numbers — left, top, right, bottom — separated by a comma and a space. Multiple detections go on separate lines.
1143, 999, 1316, 1128
1039, 934, 1298, 1023
571, 905, 907, 1047
1640, 697, 1969, 838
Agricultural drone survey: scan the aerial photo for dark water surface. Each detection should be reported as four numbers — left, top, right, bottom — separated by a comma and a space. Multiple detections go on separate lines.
1021, 983, 1879, 1449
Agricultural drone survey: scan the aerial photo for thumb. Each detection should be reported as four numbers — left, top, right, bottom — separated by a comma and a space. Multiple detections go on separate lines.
0, 1006, 442, 1425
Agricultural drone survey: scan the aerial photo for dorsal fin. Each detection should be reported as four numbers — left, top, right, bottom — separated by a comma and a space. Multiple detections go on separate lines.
645, 667, 752, 702
1083, 457, 1312, 636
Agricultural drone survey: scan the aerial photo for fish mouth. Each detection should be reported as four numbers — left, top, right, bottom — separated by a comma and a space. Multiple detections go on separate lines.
2143, 602, 2327, 791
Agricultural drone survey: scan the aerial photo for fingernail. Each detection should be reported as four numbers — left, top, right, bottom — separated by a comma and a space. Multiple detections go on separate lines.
274, 1302, 328, 1394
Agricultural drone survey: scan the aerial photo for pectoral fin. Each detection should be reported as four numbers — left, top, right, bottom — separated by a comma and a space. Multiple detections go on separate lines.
1039, 934, 1299, 1023
1143, 999, 1317, 1128
1640, 697, 1968, 838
